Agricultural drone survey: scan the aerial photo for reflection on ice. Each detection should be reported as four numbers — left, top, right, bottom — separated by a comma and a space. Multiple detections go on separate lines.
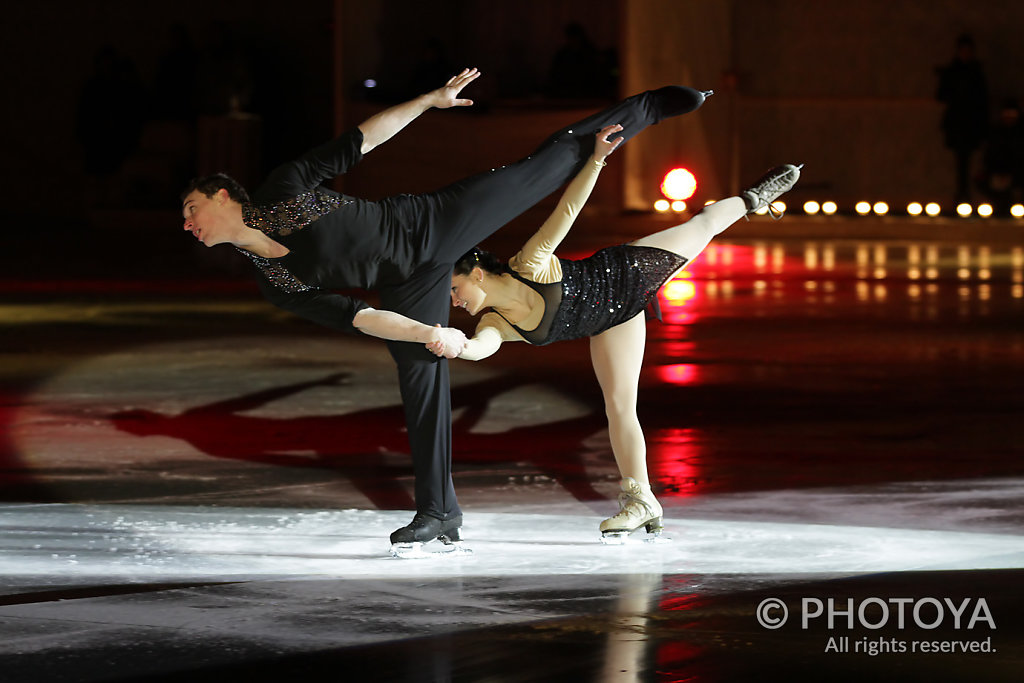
2, 504, 1022, 582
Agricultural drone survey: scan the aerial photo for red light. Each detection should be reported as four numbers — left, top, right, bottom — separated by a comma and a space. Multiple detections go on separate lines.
660, 168, 697, 201
660, 275, 695, 305
657, 364, 699, 385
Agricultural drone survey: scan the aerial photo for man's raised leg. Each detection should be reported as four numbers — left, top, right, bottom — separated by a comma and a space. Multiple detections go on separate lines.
424, 86, 712, 262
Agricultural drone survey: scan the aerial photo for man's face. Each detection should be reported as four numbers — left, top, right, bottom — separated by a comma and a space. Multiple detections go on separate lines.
182, 189, 233, 247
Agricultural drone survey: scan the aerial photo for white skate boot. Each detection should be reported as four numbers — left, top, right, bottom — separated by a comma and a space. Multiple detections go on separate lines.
741, 163, 802, 219
599, 478, 665, 544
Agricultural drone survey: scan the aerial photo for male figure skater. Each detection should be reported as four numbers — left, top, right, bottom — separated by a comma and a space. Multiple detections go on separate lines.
181, 67, 710, 555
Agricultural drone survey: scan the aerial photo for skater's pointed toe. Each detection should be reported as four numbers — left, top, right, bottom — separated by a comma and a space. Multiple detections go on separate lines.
653, 85, 712, 120
741, 163, 803, 219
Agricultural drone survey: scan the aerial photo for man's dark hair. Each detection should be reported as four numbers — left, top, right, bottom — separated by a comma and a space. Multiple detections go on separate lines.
181, 173, 251, 204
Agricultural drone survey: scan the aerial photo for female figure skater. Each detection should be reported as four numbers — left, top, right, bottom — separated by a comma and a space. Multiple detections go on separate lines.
430, 124, 800, 541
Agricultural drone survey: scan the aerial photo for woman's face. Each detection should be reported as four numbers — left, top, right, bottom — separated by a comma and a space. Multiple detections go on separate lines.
450, 270, 487, 315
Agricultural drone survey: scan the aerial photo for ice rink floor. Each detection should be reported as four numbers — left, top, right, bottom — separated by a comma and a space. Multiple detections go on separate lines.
3, 227, 1024, 681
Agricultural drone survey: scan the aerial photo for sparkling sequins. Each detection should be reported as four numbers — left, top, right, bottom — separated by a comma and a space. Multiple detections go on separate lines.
238, 190, 350, 292
236, 249, 314, 293
504, 245, 687, 346
242, 190, 350, 237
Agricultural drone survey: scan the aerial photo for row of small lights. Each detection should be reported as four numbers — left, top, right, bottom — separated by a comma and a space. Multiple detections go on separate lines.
653, 199, 817, 216
653, 199, 1024, 218
848, 201, 1024, 218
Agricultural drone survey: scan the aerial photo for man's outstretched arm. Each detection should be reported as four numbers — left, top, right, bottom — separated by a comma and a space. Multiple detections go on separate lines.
268, 68, 479, 195
358, 67, 481, 154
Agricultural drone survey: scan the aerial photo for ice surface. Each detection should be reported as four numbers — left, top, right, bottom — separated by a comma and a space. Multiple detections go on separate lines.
2, 503, 1022, 583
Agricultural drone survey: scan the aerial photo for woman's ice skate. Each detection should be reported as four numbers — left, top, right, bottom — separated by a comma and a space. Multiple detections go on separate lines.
389, 513, 472, 559
600, 478, 666, 544
741, 163, 803, 219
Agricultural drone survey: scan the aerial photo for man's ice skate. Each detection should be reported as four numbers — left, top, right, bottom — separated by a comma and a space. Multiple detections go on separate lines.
389, 513, 472, 559
741, 163, 803, 219
599, 478, 667, 545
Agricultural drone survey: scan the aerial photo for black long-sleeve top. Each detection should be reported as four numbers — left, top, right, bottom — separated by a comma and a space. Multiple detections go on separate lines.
242, 128, 431, 334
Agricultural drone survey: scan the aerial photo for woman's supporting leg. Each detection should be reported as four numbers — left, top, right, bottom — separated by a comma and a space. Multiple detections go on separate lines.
590, 312, 665, 538
631, 196, 746, 262
589, 312, 649, 484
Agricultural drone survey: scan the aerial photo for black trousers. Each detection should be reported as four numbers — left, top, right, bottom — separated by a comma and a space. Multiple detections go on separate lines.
379, 86, 708, 521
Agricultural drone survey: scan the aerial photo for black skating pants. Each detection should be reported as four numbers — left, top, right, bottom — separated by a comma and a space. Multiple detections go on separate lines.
379, 86, 708, 521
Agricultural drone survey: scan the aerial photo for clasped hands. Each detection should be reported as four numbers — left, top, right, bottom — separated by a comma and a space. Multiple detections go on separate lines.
426, 324, 466, 359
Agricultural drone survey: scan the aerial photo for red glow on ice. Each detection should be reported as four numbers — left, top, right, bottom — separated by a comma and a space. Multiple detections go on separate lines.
657, 363, 698, 385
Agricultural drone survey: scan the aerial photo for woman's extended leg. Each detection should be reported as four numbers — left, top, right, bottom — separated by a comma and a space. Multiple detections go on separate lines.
590, 312, 664, 539
632, 196, 746, 261
632, 163, 803, 262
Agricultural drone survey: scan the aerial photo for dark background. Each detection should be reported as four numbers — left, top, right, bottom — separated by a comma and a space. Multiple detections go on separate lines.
3, 0, 1024, 279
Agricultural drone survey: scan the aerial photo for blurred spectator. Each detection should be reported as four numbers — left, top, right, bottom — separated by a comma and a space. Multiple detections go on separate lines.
935, 34, 989, 203
197, 21, 254, 115
977, 98, 1024, 214
75, 46, 150, 207
153, 23, 199, 122
545, 22, 616, 100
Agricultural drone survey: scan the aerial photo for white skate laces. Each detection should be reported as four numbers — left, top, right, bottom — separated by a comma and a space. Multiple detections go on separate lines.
600, 477, 666, 544
742, 163, 803, 219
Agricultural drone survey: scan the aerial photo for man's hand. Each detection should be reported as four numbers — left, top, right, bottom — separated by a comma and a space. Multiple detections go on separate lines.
426, 324, 467, 359
358, 68, 481, 154
427, 68, 481, 109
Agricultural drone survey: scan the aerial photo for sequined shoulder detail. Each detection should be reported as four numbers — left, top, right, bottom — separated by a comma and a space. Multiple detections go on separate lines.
242, 190, 351, 237
236, 248, 315, 293
499, 245, 688, 346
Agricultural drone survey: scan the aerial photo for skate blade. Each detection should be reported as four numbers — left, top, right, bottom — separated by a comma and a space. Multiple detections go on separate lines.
390, 540, 474, 560
600, 527, 670, 545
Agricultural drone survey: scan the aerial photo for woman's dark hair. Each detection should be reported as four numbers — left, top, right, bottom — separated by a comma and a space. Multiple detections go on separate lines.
180, 173, 251, 204
454, 247, 507, 276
